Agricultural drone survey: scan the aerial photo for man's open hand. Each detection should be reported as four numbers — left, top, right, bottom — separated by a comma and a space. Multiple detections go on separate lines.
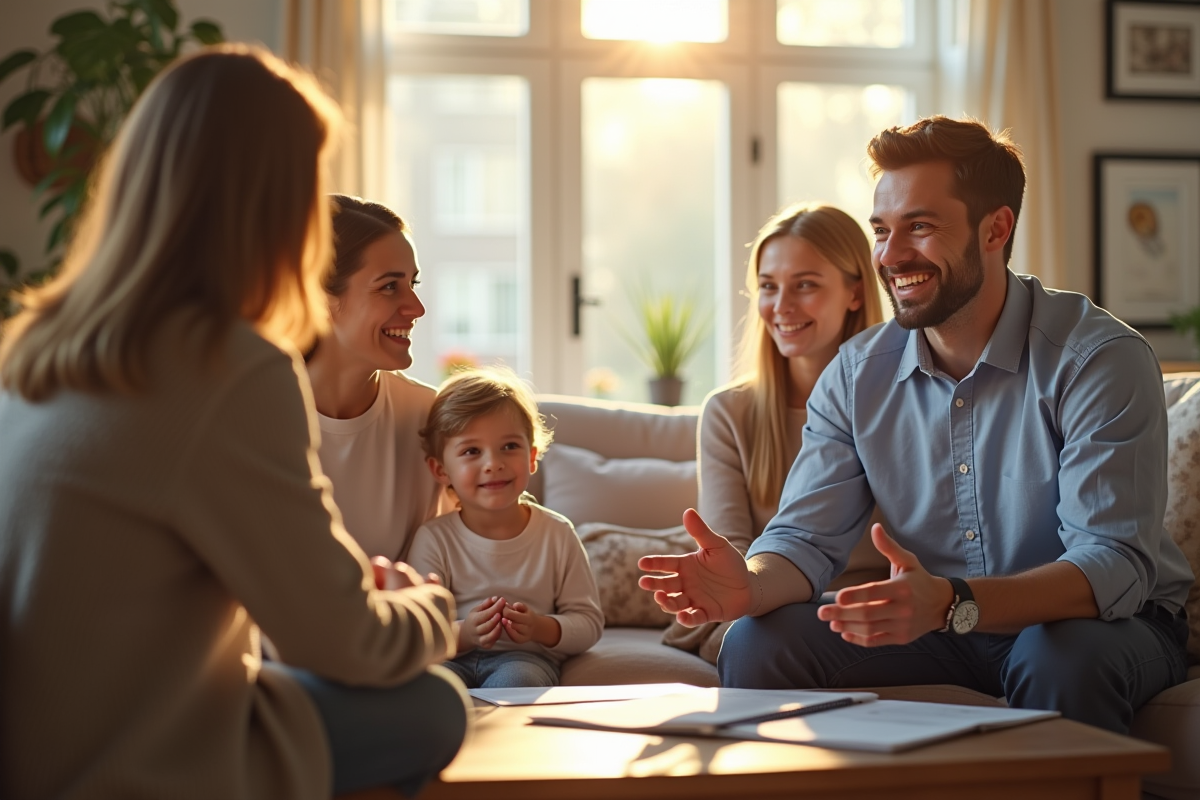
816, 524, 953, 646
638, 508, 754, 626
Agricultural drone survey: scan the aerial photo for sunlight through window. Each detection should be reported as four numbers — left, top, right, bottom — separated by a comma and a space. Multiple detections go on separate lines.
582, 0, 728, 43
581, 77, 725, 405
389, 0, 528, 37
778, 81, 912, 231
777, 0, 910, 48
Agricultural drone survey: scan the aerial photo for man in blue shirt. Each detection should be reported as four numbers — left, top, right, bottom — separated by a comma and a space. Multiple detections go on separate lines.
639, 116, 1192, 734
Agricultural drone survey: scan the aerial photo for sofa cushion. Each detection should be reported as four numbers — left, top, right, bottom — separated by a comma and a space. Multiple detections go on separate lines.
576, 522, 693, 628
537, 395, 698, 461
1132, 673, 1200, 800
1164, 380, 1200, 665
542, 444, 697, 530
560, 627, 718, 687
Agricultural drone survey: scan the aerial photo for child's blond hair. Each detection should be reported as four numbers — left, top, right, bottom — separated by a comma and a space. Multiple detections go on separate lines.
421, 367, 553, 462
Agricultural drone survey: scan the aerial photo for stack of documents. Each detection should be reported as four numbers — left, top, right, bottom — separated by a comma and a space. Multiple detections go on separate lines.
476, 686, 1060, 753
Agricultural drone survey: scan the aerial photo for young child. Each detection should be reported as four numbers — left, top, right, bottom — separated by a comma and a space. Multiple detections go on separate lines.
407, 368, 604, 689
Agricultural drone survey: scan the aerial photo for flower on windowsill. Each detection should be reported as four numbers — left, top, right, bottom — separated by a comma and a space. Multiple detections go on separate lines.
585, 367, 621, 399
439, 350, 479, 379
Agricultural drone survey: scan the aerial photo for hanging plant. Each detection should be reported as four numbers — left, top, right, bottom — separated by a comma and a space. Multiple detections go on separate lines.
0, 0, 224, 279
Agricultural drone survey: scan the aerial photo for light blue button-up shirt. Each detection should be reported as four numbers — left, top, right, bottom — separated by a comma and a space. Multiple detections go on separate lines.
749, 271, 1194, 620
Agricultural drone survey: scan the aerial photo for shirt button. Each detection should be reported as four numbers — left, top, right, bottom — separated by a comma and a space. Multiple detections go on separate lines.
955, 398, 964, 408
959, 464, 969, 474
965, 530, 976, 540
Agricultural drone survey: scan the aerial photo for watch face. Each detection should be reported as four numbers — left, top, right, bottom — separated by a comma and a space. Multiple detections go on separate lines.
952, 601, 980, 634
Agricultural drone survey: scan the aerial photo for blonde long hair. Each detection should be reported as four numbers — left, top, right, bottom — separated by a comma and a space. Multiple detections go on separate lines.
737, 203, 883, 507
0, 45, 341, 401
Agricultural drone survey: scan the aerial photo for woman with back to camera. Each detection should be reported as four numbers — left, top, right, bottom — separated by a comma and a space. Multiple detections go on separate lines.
0, 45, 467, 800
305, 195, 448, 562
662, 203, 887, 663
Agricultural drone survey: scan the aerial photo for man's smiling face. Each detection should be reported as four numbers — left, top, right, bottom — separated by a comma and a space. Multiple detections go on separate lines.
870, 161, 985, 331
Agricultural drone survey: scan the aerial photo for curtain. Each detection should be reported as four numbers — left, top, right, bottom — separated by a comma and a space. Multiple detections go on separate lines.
943, 0, 1066, 287
282, 0, 387, 197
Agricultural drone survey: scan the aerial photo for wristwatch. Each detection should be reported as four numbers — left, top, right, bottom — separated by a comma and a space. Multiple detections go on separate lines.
939, 577, 980, 635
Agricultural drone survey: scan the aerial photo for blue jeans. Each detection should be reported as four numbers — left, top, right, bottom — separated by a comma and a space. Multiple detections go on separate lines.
718, 602, 1189, 735
272, 662, 470, 796
444, 648, 560, 689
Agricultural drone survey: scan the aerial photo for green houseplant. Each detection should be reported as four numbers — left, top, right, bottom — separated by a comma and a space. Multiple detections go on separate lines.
0, 0, 223, 318
623, 291, 708, 406
1170, 306, 1200, 360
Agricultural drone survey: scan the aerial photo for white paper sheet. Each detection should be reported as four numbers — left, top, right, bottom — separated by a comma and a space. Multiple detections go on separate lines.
729, 699, 1059, 752
529, 690, 1058, 752
528, 688, 877, 734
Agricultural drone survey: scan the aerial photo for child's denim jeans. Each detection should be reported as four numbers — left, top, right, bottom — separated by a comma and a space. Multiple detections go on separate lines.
445, 648, 560, 689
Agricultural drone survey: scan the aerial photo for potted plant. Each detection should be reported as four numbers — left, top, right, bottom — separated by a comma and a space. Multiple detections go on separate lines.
623, 291, 708, 406
0, 0, 223, 319
1170, 306, 1200, 360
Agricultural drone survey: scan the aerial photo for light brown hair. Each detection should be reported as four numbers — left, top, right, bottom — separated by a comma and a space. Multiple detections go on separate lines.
421, 367, 553, 462
738, 203, 884, 507
0, 45, 340, 400
867, 115, 1025, 262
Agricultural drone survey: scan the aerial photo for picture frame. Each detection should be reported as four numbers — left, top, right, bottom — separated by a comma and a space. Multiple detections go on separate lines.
1093, 153, 1200, 329
1106, 0, 1200, 101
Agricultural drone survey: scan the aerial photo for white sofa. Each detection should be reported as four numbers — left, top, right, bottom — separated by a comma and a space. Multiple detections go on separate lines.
533, 374, 1200, 800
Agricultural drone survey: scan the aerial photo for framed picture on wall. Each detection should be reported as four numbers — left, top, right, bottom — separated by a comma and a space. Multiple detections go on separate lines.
1106, 0, 1200, 101
1094, 153, 1200, 328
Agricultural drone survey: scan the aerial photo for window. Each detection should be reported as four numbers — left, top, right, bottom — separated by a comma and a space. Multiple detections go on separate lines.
581, 0, 729, 43
387, 0, 529, 37
375, 0, 937, 397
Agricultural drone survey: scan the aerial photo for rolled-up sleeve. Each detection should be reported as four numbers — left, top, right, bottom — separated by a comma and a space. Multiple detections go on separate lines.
1055, 335, 1167, 620
747, 353, 875, 597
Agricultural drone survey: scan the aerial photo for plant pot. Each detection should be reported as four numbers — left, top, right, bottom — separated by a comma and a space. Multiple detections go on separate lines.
649, 376, 684, 407
12, 119, 98, 190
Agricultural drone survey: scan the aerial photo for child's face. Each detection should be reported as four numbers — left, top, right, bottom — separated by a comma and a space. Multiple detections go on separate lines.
428, 405, 538, 515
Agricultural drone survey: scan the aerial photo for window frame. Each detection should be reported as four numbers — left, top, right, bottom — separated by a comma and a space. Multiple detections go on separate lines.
374, 0, 939, 395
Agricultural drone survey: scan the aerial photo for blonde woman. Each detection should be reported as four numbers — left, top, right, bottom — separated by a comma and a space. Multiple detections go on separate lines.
662, 203, 887, 663
0, 47, 467, 799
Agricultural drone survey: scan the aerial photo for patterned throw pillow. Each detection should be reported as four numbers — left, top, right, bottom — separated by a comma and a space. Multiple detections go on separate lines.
576, 522, 695, 628
1165, 382, 1200, 665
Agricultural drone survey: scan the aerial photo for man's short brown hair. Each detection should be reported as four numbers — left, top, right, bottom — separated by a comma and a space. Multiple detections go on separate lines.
867, 116, 1026, 263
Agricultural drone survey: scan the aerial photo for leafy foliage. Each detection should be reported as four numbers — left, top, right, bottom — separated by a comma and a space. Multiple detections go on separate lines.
0, 250, 54, 321
0, 0, 224, 318
1170, 306, 1200, 357
623, 291, 709, 379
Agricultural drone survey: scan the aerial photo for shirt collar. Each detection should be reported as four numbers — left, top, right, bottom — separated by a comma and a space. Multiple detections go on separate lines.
978, 270, 1030, 374
894, 269, 1029, 383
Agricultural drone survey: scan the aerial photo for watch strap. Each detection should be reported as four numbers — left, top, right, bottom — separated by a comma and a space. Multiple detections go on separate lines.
947, 576, 974, 603
938, 577, 974, 634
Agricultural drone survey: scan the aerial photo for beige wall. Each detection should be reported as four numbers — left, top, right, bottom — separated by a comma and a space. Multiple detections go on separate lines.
1054, 0, 1200, 360
0, 0, 281, 274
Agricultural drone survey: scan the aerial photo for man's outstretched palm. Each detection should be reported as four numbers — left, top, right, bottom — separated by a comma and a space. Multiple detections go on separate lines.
637, 508, 754, 626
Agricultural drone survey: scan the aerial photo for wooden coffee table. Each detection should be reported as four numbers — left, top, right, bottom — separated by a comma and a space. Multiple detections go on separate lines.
345, 702, 1169, 800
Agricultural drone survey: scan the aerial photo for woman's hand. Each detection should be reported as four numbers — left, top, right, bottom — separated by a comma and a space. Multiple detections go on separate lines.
637, 508, 755, 626
370, 556, 439, 591
458, 596, 506, 651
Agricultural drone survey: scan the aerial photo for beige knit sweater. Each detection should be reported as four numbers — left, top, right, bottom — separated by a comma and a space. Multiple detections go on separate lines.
0, 319, 458, 800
